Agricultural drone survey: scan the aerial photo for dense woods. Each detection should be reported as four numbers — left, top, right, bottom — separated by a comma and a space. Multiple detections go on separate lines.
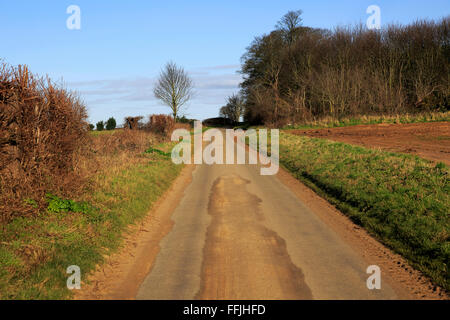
240, 11, 450, 125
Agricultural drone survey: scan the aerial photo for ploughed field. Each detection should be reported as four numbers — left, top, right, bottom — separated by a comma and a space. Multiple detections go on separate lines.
289, 122, 450, 165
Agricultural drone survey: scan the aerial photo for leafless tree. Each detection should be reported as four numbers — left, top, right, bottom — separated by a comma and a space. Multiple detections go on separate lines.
276, 10, 303, 45
154, 61, 194, 121
220, 93, 245, 123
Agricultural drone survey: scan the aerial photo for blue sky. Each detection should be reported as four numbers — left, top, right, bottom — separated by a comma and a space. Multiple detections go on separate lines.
1, 1, 448, 124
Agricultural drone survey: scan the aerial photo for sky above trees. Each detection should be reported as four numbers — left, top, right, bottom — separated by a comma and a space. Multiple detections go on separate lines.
1, 0, 448, 123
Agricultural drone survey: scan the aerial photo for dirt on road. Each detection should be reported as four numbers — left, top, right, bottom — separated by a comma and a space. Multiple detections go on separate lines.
196, 174, 312, 300
289, 122, 450, 164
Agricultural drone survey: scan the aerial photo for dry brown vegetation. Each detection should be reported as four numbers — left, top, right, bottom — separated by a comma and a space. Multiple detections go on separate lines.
124, 114, 191, 137
0, 63, 183, 298
145, 114, 175, 136
0, 116, 180, 299
0, 62, 192, 224
0, 63, 89, 222
124, 116, 144, 130
241, 13, 450, 126
77, 129, 159, 180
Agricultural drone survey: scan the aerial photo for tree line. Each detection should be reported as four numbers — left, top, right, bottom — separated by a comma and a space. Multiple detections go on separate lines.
238, 10, 449, 126
91, 117, 116, 131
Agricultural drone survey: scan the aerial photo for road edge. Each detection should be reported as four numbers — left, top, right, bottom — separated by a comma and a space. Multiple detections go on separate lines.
74, 164, 196, 300
276, 166, 449, 300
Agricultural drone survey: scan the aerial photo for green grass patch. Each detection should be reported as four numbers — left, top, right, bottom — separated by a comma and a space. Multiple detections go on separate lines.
144, 147, 171, 157
279, 132, 449, 290
45, 194, 97, 215
0, 143, 182, 299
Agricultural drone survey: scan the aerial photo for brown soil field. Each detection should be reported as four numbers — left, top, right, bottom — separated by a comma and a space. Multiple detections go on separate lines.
288, 122, 450, 165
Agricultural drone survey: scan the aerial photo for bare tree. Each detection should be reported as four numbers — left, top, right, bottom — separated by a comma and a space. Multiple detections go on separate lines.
220, 93, 245, 124
276, 10, 303, 45
154, 61, 194, 121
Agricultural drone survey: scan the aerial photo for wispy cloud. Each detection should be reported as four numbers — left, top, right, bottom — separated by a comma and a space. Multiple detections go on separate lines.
67, 65, 243, 122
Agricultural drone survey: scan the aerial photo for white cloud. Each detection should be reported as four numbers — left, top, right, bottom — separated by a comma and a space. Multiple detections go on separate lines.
67, 65, 243, 122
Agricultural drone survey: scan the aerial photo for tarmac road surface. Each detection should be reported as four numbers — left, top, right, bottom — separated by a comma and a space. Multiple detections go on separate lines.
136, 131, 399, 300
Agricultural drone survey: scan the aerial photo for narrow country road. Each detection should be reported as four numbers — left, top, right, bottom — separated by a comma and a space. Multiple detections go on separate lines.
135, 131, 401, 300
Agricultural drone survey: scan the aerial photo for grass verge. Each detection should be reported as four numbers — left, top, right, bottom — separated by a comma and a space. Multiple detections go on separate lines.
0, 140, 182, 299
279, 132, 449, 290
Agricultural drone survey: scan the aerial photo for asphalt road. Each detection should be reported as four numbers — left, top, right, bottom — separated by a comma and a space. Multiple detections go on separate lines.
136, 132, 399, 300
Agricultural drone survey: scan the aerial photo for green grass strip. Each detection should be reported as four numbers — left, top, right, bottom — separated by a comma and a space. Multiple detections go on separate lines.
279, 132, 449, 290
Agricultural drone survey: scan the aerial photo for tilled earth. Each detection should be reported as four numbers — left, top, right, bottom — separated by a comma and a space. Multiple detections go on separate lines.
289, 122, 450, 165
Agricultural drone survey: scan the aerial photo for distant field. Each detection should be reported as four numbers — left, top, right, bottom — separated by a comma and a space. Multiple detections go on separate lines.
288, 121, 450, 165
279, 132, 450, 291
